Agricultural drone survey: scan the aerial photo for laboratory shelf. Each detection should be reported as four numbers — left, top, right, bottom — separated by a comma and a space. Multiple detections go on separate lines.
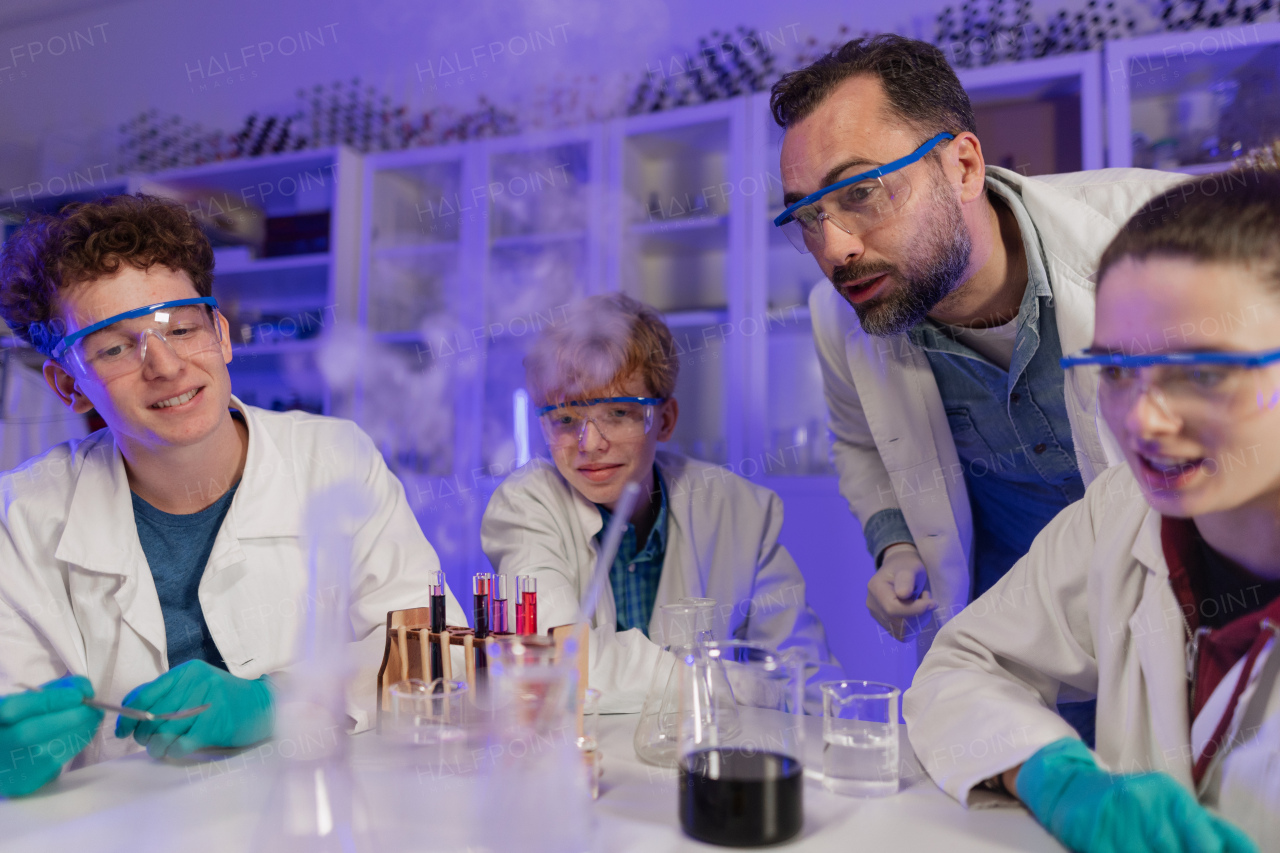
1105, 22, 1280, 170
213, 252, 331, 275
489, 230, 587, 249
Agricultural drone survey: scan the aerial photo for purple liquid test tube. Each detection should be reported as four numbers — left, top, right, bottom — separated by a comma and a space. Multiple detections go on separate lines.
491, 575, 509, 634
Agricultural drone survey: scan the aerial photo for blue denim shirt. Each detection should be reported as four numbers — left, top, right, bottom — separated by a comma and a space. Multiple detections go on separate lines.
865, 178, 1085, 599
597, 466, 669, 636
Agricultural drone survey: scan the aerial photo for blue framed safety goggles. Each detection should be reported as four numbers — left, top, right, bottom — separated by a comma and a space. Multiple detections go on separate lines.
773, 132, 955, 228
1060, 347, 1280, 370
50, 297, 220, 360
536, 396, 666, 416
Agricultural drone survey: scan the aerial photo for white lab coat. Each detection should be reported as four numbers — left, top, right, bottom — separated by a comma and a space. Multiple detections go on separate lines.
0, 351, 87, 472
903, 463, 1279, 847
0, 396, 467, 768
810, 166, 1186, 656
480, 451, 841, 713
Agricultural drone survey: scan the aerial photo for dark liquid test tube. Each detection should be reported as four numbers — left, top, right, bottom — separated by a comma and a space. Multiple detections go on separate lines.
473, 573, 491, 672
490, 574, 509, 634
428, 569, 445, 682
516, 575, 537, 635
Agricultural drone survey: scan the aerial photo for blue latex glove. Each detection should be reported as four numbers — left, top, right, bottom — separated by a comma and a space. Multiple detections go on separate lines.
1017, 737, 1257, 853
115, 660, 273, 759
0, 676, 103, 797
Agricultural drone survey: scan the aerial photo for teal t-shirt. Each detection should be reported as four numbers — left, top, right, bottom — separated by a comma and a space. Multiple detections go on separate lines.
132, 482, 238, 669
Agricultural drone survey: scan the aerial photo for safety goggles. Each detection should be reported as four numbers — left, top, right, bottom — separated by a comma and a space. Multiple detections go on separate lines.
1060, 347, 1280, 421
773, 132, 955, 254
51, 297, 225, 382
536, 396, 665, 447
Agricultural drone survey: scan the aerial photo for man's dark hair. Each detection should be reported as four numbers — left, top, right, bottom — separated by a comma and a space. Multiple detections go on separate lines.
0, 193, 214, 356
1098, 167, 1280, 290
770, 34, 976, 138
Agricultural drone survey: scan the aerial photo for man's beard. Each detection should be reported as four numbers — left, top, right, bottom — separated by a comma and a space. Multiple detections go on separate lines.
830, 183, 973, 337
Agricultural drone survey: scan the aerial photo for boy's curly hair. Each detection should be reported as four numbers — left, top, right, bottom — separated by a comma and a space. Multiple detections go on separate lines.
0, 193, 214, 356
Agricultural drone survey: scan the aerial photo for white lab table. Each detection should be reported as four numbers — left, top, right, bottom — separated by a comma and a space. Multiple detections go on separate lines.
0, 714, 1065, 852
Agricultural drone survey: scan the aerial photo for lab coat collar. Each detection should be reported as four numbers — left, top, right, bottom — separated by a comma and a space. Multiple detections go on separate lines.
54, 431, 142, 575
654, 451, 710, 599
226, 397, 304, 540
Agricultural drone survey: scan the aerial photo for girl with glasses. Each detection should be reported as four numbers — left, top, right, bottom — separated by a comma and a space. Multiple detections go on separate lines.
904, 168, 1280, 851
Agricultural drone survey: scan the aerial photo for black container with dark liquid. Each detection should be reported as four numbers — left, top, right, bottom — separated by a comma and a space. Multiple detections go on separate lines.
678, 748, 803, 847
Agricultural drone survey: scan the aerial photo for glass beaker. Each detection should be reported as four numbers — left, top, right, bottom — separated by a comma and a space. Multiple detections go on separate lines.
677, 640, 805, 848
635, 601, 721, 767
483, 635, 591, 853
490, 635, 576, 734
820, 680, 900, 797
389, 678, 471, 747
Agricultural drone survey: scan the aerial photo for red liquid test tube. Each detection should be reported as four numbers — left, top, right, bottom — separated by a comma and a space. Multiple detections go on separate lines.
490, 574, 509, 634
516, 575, 537, 635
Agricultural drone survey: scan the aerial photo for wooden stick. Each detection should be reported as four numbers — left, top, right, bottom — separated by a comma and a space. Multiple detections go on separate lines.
463, 634, 476, 688
438, 632, 453, 682
417, 628, 431, 684
396, 625, 409, 683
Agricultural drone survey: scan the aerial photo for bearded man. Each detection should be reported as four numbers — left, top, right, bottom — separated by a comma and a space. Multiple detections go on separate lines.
772, 34, 1180, 742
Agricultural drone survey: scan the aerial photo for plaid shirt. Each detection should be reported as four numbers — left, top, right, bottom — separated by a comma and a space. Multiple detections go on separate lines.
597, 467, 669, 636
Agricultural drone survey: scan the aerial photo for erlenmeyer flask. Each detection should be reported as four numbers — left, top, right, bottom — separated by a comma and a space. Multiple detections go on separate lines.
634, 601, 738, 766
251, 483, 377, 853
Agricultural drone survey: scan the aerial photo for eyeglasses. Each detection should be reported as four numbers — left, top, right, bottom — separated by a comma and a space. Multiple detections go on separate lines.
773, 132, 955, 254
1061, 347, 1280, 421
536, 396, 665, 447
52, 297, 225, 382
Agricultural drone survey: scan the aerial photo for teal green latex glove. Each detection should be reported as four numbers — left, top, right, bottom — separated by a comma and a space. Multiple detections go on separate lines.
0, 676, 103, 797
1017, 737, 1257, 853
115, 660, 273, 759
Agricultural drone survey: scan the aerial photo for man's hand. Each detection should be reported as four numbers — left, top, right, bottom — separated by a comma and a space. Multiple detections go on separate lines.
0, 676, 103, 797
866, 543, 937, 641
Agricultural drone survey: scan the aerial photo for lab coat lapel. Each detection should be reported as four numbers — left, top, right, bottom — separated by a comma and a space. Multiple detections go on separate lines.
223, 398, 303, 541
1128, 508, 1195, 787
54, 433, 168, 663
845, 328, 972, 615
653, 453, 704, 601
996, 166, 1129, 482
197, 400, 301, 668
569, 478, 614, 630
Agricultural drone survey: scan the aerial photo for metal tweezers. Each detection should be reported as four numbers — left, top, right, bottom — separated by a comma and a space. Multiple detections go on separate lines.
19, 684, 211, 722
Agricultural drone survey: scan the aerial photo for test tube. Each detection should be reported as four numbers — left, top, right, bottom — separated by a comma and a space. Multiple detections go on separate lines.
473, 572, 492, 675
428, 569, 446, 681
490, 575, 510, 634
516, 575, 538, 636
473, 573, 491, 639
